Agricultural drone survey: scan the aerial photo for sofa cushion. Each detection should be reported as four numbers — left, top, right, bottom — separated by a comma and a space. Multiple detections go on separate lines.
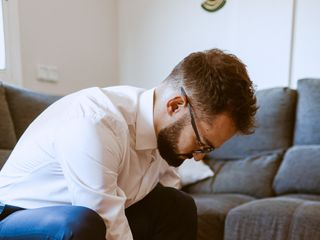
0, 149, 11, 169
192, 193, 255, 240
186, 151, 283, 198
212, 151, 283, 198
289, 201, 320, 240
225, 197, 320, 240
0, 83, 17, 149
274, 145, 320, 195
294, 78, 320, 145
4, 83, 60, 139
279, 194, 320, 202
209, 87, 296, 159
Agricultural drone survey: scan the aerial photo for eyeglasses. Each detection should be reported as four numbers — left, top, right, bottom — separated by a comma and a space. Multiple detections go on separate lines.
180, 87, 215, 155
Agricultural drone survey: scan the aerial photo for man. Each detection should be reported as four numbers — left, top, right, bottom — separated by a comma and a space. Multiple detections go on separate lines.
0, 49, 257, 240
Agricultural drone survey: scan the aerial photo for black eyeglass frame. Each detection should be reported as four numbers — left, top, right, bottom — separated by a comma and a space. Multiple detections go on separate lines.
180, 87, 215, 154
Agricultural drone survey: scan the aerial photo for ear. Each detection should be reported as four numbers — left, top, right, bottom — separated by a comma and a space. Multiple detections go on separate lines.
166, 95, 188, 116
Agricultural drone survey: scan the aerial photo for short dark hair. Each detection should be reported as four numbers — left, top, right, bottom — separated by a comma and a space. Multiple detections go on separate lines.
164, 48, 258, 134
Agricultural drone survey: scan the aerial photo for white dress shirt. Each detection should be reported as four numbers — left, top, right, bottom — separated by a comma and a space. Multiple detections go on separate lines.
0, 86, 181, 240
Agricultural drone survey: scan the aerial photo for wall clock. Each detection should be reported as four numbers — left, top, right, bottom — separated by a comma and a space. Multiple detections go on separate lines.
202, 0, 226, 12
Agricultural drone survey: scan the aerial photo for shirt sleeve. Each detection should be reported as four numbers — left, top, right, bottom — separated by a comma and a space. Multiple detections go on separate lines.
54, 116, 133, 240
159, 165, 182, 189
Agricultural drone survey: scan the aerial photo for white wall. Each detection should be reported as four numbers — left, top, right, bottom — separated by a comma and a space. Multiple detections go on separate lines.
117, 0, 293, 90
17, 0, 118, 95
8, 0, 320, 94
291, 0, 320, 88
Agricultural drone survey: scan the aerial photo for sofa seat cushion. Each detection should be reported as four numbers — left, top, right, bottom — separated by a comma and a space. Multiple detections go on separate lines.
0, 149, 11, 169
186, 150, 283, 198
274, 145, 320, 195
289, 201, 320, 240
279, 194, 320, 202
0, 83, 17, 149
192, 193, 255, 240
294, 78, 320, 145
209, 87, 297, 159
225, 197, 320, 240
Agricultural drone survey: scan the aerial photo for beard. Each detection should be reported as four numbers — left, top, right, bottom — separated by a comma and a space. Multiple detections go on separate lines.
157, 114, 190, 167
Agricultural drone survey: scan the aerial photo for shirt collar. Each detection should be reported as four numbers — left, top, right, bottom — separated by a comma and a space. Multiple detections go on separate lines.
135, 88, 157, 150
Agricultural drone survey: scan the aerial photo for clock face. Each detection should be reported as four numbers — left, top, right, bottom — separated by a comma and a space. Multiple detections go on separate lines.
202, 0, 226, 12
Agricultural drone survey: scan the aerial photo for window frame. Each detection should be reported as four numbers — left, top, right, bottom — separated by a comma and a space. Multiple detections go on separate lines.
0, 1, 7, 72
0, 0, 22, 85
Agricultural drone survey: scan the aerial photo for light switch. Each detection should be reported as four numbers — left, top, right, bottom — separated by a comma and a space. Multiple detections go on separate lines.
37, 65, 59, 83
48, 66, 59, 82
37, 65, 49, 81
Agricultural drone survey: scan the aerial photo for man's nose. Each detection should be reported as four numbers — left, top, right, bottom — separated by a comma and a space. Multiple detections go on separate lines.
193, 153, 206, 161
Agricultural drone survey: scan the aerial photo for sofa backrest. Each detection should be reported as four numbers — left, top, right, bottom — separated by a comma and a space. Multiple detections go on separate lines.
274, 78, 320, 195
0, 82, 60, 168
293, 78, 320, 145
0, 83, 17, 150
209, 87, 297, 160
3, 83, 60, 139
187, 86, 297, 198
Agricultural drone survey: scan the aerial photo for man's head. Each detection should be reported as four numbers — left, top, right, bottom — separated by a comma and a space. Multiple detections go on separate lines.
154, 48, 257, 167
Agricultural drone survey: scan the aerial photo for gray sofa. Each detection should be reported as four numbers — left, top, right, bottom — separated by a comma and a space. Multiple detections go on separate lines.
184, 78, 320, 240
1, 79, 320, 240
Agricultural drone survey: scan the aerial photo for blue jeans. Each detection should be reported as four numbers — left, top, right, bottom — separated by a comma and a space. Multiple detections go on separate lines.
0, 205, 106, 240
0, 185, 197, 240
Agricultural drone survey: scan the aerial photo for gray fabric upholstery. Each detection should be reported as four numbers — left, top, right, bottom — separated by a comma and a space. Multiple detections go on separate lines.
192, 193, 255, 240
187, 151, 284, 198
184, 177, 213, 194
289, 201, 320, 240
212, 151, 283, 198
279, 193, 320, 202
294, 78, 320, 145
0, 149, 11, 169
209, 87, 297, 159
274, 145, 320, 195
225, 197, 320, 240
4, 83, 60, 139
0, 83, 17, 149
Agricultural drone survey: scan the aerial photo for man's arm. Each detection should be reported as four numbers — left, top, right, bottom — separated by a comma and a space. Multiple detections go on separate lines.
159, 165, 182, 189
55, 117, 133, 240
